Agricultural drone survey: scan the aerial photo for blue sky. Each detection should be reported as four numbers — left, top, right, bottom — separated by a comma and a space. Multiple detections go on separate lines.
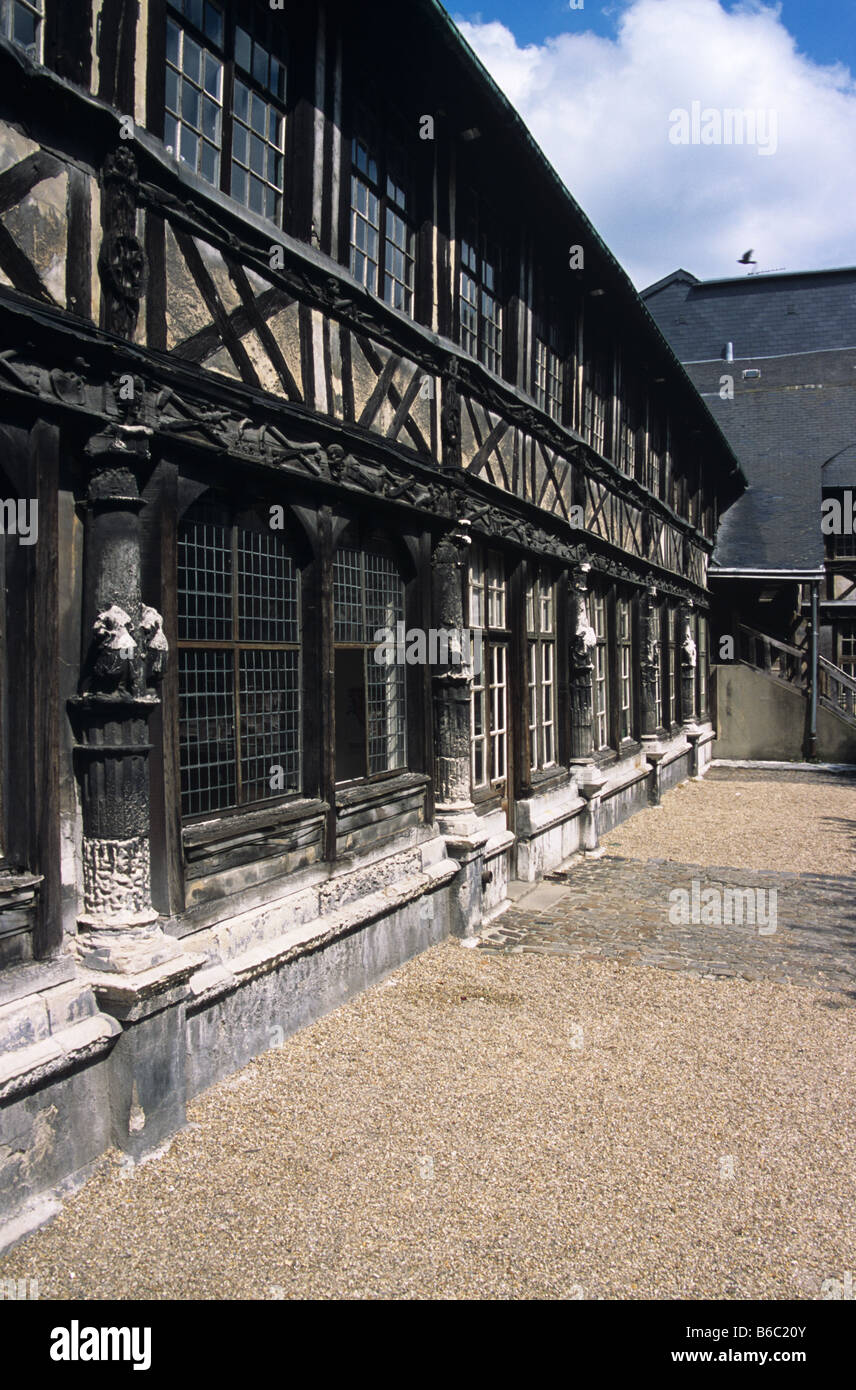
454, 1, 856, 72
450, 0, 856, 286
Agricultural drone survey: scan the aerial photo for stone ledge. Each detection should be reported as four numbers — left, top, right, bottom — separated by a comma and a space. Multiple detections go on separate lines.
0, 1013, 121, 1101
80, 950, 207, 1021
0, 972, 101, 1054
187, 857, 460, 1009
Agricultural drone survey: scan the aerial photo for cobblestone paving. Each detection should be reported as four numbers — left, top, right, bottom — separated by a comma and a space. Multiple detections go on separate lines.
480, 857, 856, 998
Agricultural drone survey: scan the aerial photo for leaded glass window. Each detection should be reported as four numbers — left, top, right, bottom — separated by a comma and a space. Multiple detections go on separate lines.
527, 567, 557, 771
333, 547, 407, 780
177, 499, 301, 817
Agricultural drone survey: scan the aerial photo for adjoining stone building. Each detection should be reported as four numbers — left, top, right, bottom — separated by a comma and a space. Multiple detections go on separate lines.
642, 266, 856, 761
0, 0, 744, 1243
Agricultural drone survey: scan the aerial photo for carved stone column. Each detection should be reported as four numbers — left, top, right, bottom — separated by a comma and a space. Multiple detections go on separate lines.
68, 425, 201, 1157
639, 583, 661, 739
680, 601, 697, 729
432, 526, 472, 812
569, 564, 596, 763
68, 426, 171, 968
430, 523, 491, 936
639, 583, 666, 807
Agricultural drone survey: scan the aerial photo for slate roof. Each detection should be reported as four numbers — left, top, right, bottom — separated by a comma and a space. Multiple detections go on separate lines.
642, 268, 856, 574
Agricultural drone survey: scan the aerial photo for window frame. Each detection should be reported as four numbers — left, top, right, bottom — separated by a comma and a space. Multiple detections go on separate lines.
347, 116, 416, 318
583, 332, 612, 460
532, 294, 569, 425
663, 602, 678, 729
696, 612, 709, 719
591, 586, 611, 752
617, 593, 634, 743
469, 547, 510, 794
458, 197, 503, 378
162, 0, 288, 227
526, 564, 557, 774
1, 0, 43, 61
332, 542, 408, 786
176, 496, 303, 822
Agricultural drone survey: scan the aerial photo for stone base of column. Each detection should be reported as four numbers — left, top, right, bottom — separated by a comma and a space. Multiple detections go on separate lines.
642, 740, 667, 807
683, 724, 704, 779
78, 947, 205, 1161
74, 915, 186, 976
436, 804, 490, 939
576, 766, 607, 856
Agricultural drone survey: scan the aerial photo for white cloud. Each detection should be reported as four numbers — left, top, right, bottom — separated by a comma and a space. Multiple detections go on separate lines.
455, 0, 856, 287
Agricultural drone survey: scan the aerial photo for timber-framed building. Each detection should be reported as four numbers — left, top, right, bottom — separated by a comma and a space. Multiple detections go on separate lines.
0, 0, 744, 1239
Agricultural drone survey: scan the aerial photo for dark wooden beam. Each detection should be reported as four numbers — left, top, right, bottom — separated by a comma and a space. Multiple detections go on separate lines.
173, 229, 262, 389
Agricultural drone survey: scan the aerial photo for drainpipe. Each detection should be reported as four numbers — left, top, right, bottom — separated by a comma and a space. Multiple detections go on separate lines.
806, 581, 819, 760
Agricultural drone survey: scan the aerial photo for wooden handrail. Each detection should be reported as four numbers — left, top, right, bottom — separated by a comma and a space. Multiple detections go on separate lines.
736, 622, 804, 661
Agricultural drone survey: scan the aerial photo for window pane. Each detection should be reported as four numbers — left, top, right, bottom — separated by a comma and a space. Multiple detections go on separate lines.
203, 52, 221, 97
183, 35, 201, 84
249, 132, 265, 175
13, 3, 38, 53
165, 67, 179, 114
232, 123, 247, 165
179, 649, 236, 816
180, 125, 198, 167
251, 93, 266, 135
367, 660, 406, 774
268, 148, 283, 187
178, 506, 232, 641
164, 113, 179, 153
202, 96, 220, 141
231, 164, 247, 203
249, 176, 265, 214
237, 526, 299, 643
166, 18, 180, 65
181, 80, 200, 129
203, 0, 222, 46
334, 649, 366, 782
240, 649, 301, 801
186, 0, 203, 29
234, 78, 249, 123
200, 139, 218, 185
235, 26, 252, 72
271, 57, 285, 101
253, 42, 268, 88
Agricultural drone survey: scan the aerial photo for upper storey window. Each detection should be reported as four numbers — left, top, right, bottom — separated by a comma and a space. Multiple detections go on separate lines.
164, 1, 287, 224
2, 0, 43, 60
459, 202, 502, 376
166, 3, 224, 186
583, 326, 612, 459
232, 25, 286, 220
349, 125, 415, 317
534, 334, 564, 424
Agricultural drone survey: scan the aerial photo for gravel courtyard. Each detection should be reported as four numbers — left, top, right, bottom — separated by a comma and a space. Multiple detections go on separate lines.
1, 770, 854, 1300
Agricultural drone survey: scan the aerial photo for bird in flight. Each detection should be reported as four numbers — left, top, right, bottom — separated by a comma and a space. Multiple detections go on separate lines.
737, 249, 757, 265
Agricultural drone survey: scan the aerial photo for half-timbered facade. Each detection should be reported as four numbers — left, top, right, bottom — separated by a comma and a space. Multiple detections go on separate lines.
0, 0, 744, 1238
